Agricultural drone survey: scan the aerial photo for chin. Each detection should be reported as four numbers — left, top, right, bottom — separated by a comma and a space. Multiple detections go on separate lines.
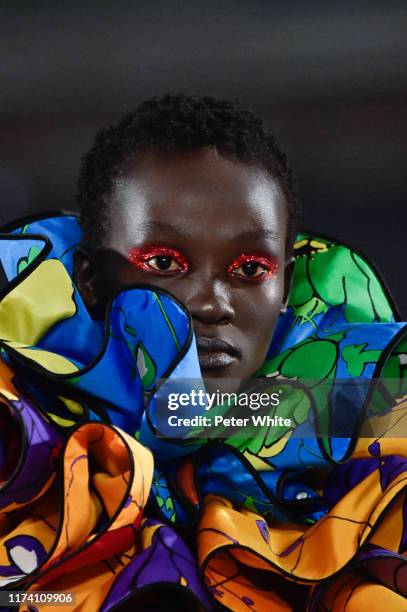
203, 378, 240, 395
200, 366, 243, 394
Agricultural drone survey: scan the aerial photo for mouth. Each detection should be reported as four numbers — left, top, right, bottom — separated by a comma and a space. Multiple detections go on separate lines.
196, 336, 240, 371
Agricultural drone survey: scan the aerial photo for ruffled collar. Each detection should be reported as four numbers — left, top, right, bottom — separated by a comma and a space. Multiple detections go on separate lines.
0, 212, 405, 464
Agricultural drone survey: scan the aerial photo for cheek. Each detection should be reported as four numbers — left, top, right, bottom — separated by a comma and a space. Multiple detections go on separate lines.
237, 281, 284, 329
103, 262, 168, 293
235, 283, 284, 360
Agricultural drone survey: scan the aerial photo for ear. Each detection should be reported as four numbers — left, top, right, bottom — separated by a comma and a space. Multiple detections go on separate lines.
280, 256, 295, 314
73, 247, 103, 317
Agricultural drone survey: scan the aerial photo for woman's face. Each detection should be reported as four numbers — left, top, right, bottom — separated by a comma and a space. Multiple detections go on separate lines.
76, 148, 293, 384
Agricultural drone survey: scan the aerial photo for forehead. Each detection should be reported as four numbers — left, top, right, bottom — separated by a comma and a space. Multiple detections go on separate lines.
104, 148, 287, 249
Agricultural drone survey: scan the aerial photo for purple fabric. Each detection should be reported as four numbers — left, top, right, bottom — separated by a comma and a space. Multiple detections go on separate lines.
0, 397, 62, 509
324, 448, 407, 507
400, 496, 407, 553
256, 519, 269, 544
352, 545, 407, 596
378, 455, 407, 491
101, 519, 210, 611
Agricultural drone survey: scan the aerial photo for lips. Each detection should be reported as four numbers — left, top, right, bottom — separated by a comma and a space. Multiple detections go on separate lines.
196, 336, 239, 371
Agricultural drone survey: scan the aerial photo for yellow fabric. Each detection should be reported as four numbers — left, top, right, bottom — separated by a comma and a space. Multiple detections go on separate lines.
0, 260, 76, 345
3, 345, 78, 375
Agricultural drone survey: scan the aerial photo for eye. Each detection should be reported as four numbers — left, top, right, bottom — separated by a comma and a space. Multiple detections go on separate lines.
128, 246, 188, 275
233, 261, 268, 278
145, 255, 184, 273
228, 253, 278, 281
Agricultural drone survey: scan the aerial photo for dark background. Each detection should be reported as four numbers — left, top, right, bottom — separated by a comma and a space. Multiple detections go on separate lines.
1, 1, 406, 314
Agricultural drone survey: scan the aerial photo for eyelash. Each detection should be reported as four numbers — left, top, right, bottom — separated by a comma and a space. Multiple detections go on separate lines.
128, 247, 278, 281
128, 247, 188, 275
228, 253, 279, 280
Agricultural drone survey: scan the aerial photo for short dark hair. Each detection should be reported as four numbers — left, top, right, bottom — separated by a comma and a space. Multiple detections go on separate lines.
77, 93, 300, 250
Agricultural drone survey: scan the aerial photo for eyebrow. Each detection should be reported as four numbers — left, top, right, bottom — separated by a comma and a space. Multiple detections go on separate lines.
135, 221, 282, 241
135, 221, 193, 238
234, 229, 282, 241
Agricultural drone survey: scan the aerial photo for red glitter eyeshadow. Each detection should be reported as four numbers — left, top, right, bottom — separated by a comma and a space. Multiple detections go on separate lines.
228, 253, 279, 279
128, 246, 188, 274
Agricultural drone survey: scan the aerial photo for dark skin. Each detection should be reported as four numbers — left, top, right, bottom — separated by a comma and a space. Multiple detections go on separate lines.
74, 147, 294, 392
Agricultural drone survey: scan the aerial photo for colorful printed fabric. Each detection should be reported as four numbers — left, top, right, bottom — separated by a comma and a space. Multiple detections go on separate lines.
0, 212, 405, 611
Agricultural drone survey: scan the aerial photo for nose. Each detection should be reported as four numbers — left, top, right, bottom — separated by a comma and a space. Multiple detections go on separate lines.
185, 277, 235, 326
